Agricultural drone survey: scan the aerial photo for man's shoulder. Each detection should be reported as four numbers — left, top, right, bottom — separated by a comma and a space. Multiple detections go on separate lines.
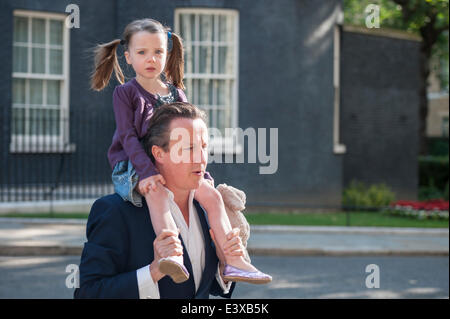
93, 193, 125, 205
91, 193, 126, 212
88, 194, 139, 224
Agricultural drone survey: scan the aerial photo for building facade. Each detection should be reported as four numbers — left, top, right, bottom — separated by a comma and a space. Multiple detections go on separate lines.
0, 0, 422, 208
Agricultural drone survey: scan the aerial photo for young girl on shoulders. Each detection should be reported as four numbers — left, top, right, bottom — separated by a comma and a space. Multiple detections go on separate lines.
90, 18, 271, 285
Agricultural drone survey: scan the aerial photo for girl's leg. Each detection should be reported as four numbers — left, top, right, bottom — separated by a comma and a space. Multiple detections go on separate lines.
197, 185, 272, 283
143, 187, 189, 283
144, 188, 177, 236
194, 182, 257, 272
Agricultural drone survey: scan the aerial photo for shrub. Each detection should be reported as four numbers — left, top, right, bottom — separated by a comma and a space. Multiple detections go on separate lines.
427, 137, 449, 156
418, 184, 446, 201
445, 181, 449, 201
342, 180, 396, 210
419, 155, 449, 192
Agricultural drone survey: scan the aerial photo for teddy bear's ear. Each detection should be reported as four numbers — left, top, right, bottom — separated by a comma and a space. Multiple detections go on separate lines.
217, 184, 245, 211
216, 184, 233, 206
227, 186, 246, 211
229, 185, 246, 206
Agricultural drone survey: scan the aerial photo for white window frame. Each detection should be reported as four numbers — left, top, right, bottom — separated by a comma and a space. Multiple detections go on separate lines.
10, 10, 74, 153
175, 8, 241, 154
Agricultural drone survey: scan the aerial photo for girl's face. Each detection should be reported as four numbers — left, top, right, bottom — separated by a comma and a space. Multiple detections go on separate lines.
124, 31, 168, 82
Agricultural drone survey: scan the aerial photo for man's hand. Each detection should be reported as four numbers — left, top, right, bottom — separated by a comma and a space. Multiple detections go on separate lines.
138, 174, 166, 195
150, 229, 183, 283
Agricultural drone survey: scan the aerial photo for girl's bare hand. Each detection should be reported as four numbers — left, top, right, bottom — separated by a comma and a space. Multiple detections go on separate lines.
138, 174, 166, 195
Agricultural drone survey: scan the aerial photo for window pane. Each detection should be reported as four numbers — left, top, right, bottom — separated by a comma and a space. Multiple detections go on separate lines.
50, 20, 63, 45
218, 46, 233, 74
199, 15, 213, 42
180, 14, 196, 42
201, 107, 214, 129
32, 47, 45, 73
209, 108, 215, 129
225, 105, 232, 128
185, 78, 193, 102
49, 49, 63, 74
180, 14, 195, 43
32, 18, 46, 44
192, 79, 199, 104
190, 14, 196, 41
12, 108, 26, 135
13, 45, 28, 72
192, 45, 198, 74
30, 108, 43, 135
217, 109, 228, 134
199, 79, 213, 105
30, 79, 43, 105
219, 15, 234, 42
14, 17, 28, 43
48, 109, 60, 135
203, 108, 210, 126
184, 44, 194, 74
47, 80, 60, 105
199, 46, 213, 74
216, 80, 231, 106
12, 78, 26, 104
29, 109, 59, 136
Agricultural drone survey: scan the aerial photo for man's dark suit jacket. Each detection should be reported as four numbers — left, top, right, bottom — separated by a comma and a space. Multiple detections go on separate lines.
74, 193, 235, 299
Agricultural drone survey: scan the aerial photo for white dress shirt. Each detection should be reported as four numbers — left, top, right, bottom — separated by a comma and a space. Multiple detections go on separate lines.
136, 188, 231, 299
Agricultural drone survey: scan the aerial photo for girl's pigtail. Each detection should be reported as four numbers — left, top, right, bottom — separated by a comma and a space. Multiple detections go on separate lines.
90, 39, 125, 91
165, 32, 185, 90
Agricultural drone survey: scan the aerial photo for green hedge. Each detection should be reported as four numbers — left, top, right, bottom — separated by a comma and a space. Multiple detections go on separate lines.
342, 180, 396, 210
427, 137, 449, 156
419, 155, 449, 192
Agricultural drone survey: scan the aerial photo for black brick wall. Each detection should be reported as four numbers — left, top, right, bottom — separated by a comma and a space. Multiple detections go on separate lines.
340, 30, 421, 200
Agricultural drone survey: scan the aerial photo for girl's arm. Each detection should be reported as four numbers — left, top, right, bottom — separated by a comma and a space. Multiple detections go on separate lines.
113, 86, 158, 181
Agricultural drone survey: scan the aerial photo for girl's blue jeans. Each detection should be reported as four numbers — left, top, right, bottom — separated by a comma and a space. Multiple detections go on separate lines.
112, 160, 143, 207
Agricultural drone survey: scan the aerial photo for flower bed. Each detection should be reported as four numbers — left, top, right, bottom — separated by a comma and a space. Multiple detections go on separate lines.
383, 199, 449, 220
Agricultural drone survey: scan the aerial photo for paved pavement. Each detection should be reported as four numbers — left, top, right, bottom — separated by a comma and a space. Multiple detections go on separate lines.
1, 255, 448, 299
0, 218, 448, 299
0, 217, 448, 256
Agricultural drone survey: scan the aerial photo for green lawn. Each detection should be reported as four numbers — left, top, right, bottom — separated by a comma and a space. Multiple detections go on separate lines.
2, 211, 448, 228
245, 211, 449, 228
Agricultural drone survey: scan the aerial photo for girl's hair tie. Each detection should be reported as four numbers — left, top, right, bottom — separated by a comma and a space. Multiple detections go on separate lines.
120, 39, 126, 45
167, 31, 172, 39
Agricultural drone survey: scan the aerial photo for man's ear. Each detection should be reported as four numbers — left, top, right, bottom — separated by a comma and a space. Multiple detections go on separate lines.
152, 145, 165, 164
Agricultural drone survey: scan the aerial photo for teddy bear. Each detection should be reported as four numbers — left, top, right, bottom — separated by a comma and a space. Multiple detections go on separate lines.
216, 183, 251, 263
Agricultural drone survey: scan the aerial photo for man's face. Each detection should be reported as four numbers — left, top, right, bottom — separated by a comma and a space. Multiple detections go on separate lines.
155, 117, 209, 191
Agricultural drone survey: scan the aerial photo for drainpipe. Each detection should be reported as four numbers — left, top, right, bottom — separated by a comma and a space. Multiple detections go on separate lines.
333, 9, 346, 155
